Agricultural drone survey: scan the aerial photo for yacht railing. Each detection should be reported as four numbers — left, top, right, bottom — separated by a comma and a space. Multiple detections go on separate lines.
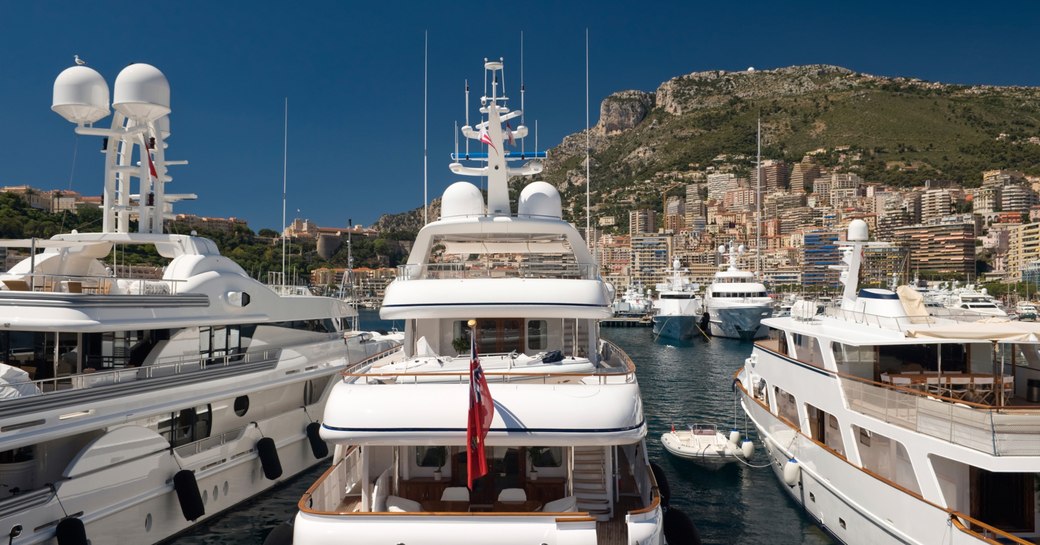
174, 427, 249, 459
395, 262, 599, 281
822, 305, 1006, 331
0, 349, 280, 400
3, 274, 188, 295
343, 339, 636, 384
299, 446, 364, 513
840, 374, 1040, 456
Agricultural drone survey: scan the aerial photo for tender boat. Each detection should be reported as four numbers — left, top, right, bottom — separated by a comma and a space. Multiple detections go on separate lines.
651, 259, 704, 341
286, 58, 690, 545
660, 424, 752, 468
0, 62, 402, 545
702, 243, 773, 340
735, 219, 1040, 545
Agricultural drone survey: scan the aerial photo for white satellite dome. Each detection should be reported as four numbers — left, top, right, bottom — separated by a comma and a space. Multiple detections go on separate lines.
52, 65, 110, 125
847, 219, 869, 242
440, 182, 485, 219
113, 63, 170, 122
517, 181, 562, 219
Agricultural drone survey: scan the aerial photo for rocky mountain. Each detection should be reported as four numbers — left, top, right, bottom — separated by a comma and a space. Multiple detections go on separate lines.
378, 65, 1040, 232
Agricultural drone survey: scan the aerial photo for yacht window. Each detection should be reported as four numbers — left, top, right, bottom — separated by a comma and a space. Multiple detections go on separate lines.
527, 446, 563, 468
773, 386, 799, 427
233, 396, 249, 417
303, 376, 333, 405
807, 404, 845, 457
474, 319, 523, 354
159, 405, 213, 448
527, 320, 547, 351
415, 446, 447, 468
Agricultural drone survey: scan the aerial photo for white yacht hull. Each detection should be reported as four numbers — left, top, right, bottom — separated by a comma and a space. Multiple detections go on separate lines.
0, 338, 402, 545
707, 305, 771, 340
738, 373, 1005, 545
652, 314, 700, 341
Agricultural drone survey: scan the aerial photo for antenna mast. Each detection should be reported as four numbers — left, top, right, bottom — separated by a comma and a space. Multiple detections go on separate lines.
423, 31, 429, 225
521, 31, 526, 157
281, 97, 288, 293
585, 29, 592, 256
756, 117, 762, 277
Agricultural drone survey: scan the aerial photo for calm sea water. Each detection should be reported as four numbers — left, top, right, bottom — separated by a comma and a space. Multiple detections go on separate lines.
169, 311, 834, 545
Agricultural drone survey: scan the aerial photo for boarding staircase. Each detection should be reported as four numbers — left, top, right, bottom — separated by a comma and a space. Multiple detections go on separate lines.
571, 446, 613, 520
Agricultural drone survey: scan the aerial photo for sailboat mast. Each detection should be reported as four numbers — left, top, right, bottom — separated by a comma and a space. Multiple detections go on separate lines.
756, 117, 762, 277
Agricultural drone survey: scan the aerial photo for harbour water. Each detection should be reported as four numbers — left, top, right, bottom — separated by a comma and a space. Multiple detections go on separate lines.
169, 311, 834, 545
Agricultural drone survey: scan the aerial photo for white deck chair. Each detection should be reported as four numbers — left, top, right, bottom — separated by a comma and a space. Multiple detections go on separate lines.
497, 488, 527, 502
440, 487, 470, 501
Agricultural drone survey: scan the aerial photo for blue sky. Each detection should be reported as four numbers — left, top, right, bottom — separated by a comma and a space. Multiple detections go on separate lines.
1, 1, 1038, 231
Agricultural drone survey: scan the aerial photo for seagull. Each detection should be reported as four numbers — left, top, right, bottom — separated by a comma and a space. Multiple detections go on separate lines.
74, 55, 86, 66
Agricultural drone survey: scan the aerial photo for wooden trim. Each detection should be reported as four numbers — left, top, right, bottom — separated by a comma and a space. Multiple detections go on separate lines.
627, 493, 661, 515
298, 455, 351, 514
950, 514, 1033, 545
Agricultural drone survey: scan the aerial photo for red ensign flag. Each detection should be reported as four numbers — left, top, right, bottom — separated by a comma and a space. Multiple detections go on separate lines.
466, 333, 494, 489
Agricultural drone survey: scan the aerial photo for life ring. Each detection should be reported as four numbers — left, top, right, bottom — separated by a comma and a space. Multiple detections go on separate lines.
306, 422, 328, 459
173, 469, 205, 521
55, 517, 87, 545
257, 437, 284, 480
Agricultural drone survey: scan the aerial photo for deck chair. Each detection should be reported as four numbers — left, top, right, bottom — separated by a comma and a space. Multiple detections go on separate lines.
497, 488, 526, 502
440, 487, 469, 501
2, 280, 30, 291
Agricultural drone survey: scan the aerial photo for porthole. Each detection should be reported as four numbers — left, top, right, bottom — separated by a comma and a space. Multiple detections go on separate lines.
809, 492, 815, 502
145, 513, 152, 532
213, 485, 219, 501
234, 396, 249, 417
223, 481, 229, 496
839, 518, 846, 530
202, 489, 208, 504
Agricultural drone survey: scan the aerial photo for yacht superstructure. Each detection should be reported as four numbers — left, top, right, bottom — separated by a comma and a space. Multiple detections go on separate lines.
289, 58, 680, 545
0, 62, 401, 545
736, 220, 1040, 545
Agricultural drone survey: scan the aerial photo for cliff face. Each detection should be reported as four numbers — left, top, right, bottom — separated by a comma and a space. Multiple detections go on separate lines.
378, 64, 1040, 230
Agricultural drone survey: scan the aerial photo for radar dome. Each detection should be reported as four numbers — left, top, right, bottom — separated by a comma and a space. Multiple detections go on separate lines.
847, 219, 869, 242
718, 245, 726, 254
518, 181, 562, 218
113, 63, 170, 122
440, 182, 485, 219
52, 65, 110, 125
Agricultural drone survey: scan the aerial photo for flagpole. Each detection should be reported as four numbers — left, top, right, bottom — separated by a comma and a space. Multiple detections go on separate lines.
585, 28, 592, 256
281, 97, 288, 293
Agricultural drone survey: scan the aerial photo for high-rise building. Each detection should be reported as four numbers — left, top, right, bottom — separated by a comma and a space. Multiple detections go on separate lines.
706, 172, 739, 201
801, 230, 841, 287
789, 160, 820, 193
630, 235, 672, 289
892, 222, 976, 278
751, 160, 789, 193
629, 209, 656, 235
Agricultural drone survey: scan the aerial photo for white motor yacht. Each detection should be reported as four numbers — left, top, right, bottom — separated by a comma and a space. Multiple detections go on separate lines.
0, 62, 402, 545
736, 219, 1040, 545
702, 243, 772, 340
613, 282, 653, 317
286, 58, 692, 545
651, 259, 704, 341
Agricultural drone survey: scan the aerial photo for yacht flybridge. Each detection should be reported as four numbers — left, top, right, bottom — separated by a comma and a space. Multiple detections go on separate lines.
736, 220, 1040, 545
0, 62, 401, 545
290, 59, 687, 545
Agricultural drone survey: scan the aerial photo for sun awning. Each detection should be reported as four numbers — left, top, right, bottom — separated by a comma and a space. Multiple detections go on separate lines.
905, 321, 1040, 342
